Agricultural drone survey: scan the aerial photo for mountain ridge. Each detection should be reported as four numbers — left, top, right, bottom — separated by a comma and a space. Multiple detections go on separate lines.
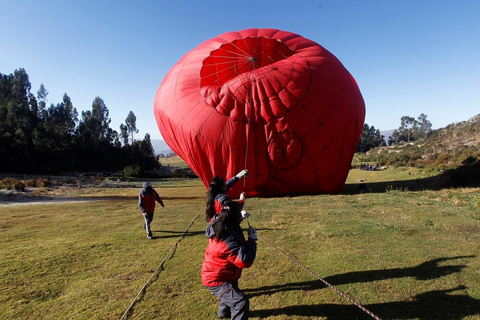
151, 139, 173, 156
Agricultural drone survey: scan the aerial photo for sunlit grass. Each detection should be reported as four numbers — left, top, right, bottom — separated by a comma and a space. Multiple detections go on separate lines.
1, 175, 479, 319
159, 156, 191, 168
346, 167, 435, 184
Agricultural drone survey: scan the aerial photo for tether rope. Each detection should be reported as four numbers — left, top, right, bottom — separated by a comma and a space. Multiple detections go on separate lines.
119, 205, 381, 320
242, 79, 255, 192
119, 208, 204, 320
240, 85, 380, 318
238, 63, 380, 318
248, 218, 382, 320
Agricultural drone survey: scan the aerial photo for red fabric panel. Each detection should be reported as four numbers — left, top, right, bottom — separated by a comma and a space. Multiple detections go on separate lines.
154, 28, 365, 197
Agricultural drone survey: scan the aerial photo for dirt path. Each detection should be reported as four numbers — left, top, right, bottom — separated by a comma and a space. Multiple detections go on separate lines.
1, 198, 105, 207
0, 195, 109, 207
0, 189, 128, 207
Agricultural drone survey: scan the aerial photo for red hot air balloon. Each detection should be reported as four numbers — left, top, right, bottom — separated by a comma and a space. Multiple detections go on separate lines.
154, 28, 365, 197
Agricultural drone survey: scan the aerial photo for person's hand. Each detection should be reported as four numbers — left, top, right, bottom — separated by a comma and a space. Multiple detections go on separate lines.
241, 210, 250, 220
236, 169, 249, 179
239, 192, 246, 202
160, 201, 165, 207
248, 226, 257, 240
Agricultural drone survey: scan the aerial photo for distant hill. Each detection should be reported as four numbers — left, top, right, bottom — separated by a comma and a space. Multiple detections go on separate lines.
380, 129, 395, 143
151, 139, 173, 156
425, 114, 480, 150
380, 129, 395, 137
152, 114, 480, 168
357, 113, 480, 170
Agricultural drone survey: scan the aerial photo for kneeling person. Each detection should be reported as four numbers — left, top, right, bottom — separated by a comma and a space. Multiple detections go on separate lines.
202, 201, 257, 319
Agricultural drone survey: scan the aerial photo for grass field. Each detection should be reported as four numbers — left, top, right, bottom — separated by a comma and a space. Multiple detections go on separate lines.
159, 156, 191, 168
1, 169, 479, 319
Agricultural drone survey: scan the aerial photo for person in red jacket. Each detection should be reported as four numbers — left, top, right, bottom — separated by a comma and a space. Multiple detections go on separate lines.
138, 181, 164, 239
205, 169, 248, 222
202, 200, 257, 319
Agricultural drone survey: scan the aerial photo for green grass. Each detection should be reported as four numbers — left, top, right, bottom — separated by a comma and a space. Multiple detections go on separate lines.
1, 173, 479, 319
159, 156, 191, 168
346, 167, 435, 184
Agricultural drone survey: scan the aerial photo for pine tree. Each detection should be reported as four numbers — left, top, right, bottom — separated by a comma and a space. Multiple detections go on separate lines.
125, 111, 139, 144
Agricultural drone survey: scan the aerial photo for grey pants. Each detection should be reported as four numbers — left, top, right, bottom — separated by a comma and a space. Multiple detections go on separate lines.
143, 212, 154, 237
205, 281, 249, 320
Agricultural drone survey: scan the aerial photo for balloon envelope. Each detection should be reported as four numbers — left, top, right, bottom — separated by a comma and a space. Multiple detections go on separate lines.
154, 28, 365, 197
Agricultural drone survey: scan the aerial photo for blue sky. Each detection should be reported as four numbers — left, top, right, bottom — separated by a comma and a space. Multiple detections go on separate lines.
1, 0, 479, 140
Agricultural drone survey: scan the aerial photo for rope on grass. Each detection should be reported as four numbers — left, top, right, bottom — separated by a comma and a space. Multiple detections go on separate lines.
235, 64, 379, 318
120, 207, 204, 320
255, 230, 382, 320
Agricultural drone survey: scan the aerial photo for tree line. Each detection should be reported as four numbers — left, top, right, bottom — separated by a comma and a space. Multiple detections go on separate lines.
0, 68, 158, 174
1, 68, 434, 173
388, 114, 432, 145
357, 113, 433, 153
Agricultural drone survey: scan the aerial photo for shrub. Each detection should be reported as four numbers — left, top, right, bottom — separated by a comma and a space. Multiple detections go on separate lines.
0, 178, 25, 191
436, 153, 449, 163
15, 181, 25, 191
36, 179, 50, 188
1, 178, 13, 189
414, 159, 425, 168
25, 179, 37, 187
123, 165, 142, 178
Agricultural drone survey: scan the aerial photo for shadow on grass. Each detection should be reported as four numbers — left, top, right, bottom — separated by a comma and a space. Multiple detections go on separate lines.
342, 161, 480, 195
148, 227, 274, 240
247, 255, 477, 319
250, 286, 479, 320
325, 255, 475, 284
149, 229, 205, 239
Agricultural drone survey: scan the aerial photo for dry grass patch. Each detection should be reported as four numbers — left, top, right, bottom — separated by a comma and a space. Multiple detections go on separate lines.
1, 177, 479, 319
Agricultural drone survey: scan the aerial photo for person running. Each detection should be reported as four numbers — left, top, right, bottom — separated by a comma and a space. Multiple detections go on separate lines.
206, 170, 248, 222
138, 181, 164, 239
202, 200, 257, 319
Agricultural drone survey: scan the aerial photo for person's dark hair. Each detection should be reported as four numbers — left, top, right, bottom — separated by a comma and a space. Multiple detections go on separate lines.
206, 176, 225, 222
212, 201, 242, 240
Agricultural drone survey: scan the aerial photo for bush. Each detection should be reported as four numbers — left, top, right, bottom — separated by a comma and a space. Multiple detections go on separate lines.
25, 179, 37, 187
414, 159, 425, 168
171, 167, 197, 178
123, 165, 142, 178
36, 178, 49, 188
0, 178, 25, 191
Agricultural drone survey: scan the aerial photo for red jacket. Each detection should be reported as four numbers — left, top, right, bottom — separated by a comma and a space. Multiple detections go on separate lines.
138, 187, 163, 213
201, 220, 256, 287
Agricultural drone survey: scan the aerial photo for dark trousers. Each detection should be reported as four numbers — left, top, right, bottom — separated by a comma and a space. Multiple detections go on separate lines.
205, 281, 249, 320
